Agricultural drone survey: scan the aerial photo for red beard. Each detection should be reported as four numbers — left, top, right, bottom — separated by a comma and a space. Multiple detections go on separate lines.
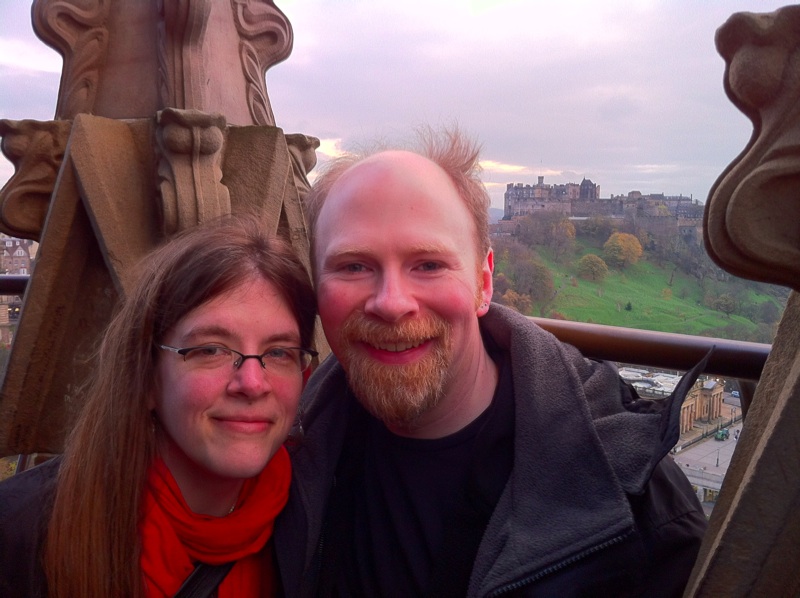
337, 311, 453, 426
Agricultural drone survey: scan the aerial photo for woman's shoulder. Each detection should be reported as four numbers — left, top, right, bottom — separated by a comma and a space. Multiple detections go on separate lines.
0, 457, 60, 542
0, 457, 60, 598
0, 456, 61, 513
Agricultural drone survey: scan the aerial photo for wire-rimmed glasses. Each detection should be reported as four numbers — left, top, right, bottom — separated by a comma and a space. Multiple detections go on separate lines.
158, 344, 318, 377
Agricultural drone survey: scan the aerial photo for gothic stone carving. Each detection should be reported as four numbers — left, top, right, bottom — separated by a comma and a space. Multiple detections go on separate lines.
231, 0, 293, 126
690, 6, 800, 596
156, 108, 230, 235
157, 0, 211, 111
705, 5, 800, 292
0, 120, 72, 240
32, 0, 111, 119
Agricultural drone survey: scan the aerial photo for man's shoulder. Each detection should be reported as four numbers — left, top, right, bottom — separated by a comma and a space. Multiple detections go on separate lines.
482, 304, 580, 370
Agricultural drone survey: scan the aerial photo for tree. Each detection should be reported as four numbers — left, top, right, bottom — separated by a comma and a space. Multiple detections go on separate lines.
516, 214, 543, 248
635, 228, 653, 253
492, 237, 536, 266
714, 293, 737, 318
517, 211, 565, 248
549, 218, 576, 261
603, 232, 643, 269
511, 259, 556, 316
576, 254, 609, 282
512, 260, 554, 305
576, 215, 615, 243
756, 300, 780, 324
500, 289, 532, 315
492, 272, 511, 302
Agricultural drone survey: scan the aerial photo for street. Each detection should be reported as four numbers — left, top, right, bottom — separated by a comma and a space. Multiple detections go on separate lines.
673, 424, 741, 474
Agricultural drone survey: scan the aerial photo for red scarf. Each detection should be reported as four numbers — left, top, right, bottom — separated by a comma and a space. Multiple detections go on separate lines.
140, 446, 291, 597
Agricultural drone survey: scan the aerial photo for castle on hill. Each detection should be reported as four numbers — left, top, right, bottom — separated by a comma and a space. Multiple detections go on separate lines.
500, 177, 706, 244
503, 177, 703, 220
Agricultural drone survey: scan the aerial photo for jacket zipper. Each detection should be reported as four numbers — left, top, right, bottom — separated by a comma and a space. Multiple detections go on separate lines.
486, 531, 633, 597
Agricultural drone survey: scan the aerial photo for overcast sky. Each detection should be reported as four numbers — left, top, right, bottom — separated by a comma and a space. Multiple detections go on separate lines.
0, 1, 791, 209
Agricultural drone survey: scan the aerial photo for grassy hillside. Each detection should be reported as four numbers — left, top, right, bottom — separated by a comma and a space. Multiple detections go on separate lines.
493, 239, 786, 343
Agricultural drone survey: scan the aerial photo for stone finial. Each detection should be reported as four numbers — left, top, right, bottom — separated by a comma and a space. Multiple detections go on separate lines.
31, 0, 292, 123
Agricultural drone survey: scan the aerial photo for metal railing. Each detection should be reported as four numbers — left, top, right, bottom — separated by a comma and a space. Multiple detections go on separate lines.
0, 274, 770, 380
0, 275, 29, 296
531, 317, 769, 381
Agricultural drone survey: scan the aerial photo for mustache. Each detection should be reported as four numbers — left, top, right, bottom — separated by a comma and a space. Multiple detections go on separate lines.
340, 311, 449, 346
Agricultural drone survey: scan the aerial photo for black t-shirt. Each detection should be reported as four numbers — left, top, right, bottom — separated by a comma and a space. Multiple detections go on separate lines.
319, 353, 514, 597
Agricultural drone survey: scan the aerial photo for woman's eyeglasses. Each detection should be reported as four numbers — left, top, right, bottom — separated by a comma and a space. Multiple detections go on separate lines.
158, 344, 318, 376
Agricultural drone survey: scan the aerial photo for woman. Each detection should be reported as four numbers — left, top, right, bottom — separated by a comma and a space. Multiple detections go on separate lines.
0, 215, 317, 597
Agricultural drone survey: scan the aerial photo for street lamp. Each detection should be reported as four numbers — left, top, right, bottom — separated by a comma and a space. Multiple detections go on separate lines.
716, 450, 720, 468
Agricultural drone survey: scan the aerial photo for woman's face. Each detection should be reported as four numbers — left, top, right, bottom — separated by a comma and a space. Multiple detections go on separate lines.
151, 277, 304, 500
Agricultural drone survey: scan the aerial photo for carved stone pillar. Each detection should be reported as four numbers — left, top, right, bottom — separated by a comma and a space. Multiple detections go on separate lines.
0, 0, 319, 456
689, 5, 800, 596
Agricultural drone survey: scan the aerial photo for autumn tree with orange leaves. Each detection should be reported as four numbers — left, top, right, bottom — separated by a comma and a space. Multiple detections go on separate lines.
603, 232, 643, 269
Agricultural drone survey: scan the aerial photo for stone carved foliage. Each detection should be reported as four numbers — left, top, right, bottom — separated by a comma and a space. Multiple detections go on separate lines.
156, 108, 230, 235
705, 5, 800, 291
156, 0, 212, 111
232, 0, 293, 126
32, 0, 110, 119
0, 120, 72, 240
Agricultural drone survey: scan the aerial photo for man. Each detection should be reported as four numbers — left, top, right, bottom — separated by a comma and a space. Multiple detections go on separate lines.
275, 129, 707, 597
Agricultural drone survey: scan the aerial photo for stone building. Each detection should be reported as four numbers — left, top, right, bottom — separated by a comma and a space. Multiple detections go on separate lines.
680, 387, 699, 434
0, 235, 36, 345
503, 177, 597, 218
683, 378, 725, 424
0, 235, 35, 275
579, 177, 599, 200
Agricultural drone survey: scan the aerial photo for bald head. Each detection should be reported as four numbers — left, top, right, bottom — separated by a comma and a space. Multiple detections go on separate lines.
304, 128, 491, 273
314, 150, 482, 273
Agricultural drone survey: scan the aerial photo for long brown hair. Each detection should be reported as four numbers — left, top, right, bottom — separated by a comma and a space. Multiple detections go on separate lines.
44, 215, 316, 597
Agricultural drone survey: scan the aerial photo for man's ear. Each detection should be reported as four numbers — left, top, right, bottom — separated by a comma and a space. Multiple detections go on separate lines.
478, 248, 494, 316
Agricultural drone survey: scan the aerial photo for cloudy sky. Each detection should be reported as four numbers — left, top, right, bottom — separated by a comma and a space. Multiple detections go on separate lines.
0, 1, 791, 209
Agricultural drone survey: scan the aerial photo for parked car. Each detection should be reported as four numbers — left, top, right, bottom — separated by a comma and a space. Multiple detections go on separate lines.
715, 428, 730, 441
732, 390, 740, 398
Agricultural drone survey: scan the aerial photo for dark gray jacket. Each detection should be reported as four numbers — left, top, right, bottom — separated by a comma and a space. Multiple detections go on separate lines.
274, 304, 708, 597
0, 457, 59, 598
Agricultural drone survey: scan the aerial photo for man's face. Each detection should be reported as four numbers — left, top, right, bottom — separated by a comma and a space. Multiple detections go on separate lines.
314, 151, 493, 432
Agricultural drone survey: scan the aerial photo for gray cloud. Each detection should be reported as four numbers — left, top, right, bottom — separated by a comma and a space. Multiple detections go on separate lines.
0, 1, 785, 208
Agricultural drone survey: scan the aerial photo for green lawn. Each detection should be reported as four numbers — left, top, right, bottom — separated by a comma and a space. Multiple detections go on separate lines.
495, 241, 784, 342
